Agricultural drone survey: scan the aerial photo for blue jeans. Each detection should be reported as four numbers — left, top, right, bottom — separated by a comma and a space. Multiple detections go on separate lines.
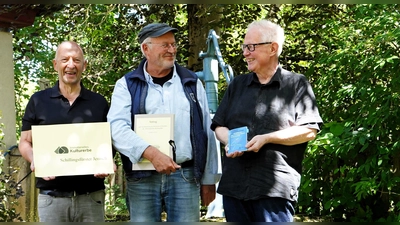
223, 195, 295, 222
126, 167, 200, 222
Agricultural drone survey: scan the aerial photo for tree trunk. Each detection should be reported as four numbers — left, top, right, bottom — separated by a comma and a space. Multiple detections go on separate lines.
187, 4, 222, 72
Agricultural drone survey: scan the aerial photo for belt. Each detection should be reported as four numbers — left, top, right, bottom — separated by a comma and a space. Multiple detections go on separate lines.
39, 189, 90, 197
180, 159, 193, 168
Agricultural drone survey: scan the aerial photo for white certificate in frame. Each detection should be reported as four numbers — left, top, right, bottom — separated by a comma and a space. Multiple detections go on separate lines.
133, 114, 174, 170
32, 122, 114, 177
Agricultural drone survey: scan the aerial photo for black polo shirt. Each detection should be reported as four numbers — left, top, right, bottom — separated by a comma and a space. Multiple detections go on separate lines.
211, 66, 323, 201
21, 81, 109, 192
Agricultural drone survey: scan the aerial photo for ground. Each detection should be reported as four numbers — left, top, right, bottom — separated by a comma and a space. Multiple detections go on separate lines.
106, 211, 331, 222
201, 214, 331, 222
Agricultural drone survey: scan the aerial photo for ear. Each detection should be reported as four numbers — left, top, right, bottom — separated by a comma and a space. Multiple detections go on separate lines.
83, 59, 88, 72
143, 43, 150, 52
270, 42, 279, 56
52, 59, 57, 70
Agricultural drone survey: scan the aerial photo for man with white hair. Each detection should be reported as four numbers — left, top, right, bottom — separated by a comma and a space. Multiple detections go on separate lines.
211, 19, 323, 222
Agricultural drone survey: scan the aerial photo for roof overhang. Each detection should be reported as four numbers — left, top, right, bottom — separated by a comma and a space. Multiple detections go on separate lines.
0, 4, 64, 30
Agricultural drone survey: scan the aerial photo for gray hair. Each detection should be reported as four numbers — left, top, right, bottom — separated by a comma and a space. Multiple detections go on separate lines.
248, 20, 285, 56
140, 37, 152, 57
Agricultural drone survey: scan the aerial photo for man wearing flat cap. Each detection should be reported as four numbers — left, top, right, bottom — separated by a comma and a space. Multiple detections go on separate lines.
107, 23, 221, 222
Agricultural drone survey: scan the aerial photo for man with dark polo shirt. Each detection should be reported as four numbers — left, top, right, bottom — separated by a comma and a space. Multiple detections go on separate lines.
19, 41, 112, 222
211, 20, 323, 222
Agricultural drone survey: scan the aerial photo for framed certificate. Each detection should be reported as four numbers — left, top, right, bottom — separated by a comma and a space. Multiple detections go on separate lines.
133, 114, 174, 170
31, 122, 114, 177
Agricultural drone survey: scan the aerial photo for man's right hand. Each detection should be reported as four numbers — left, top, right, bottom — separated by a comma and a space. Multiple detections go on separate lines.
30, 160, 35, 172
31, 161, 56, 180
143, 146, 181, 175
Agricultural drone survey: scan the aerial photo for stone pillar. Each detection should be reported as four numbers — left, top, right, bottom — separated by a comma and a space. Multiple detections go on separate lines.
0, 28, 33, 222
0, 29, 17, 155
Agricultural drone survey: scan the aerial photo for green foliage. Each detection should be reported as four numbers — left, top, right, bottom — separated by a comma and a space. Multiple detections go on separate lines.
104, 153, 128, 222
10, 3, 400, 222
104, 183, 129, 222
299, 4, 400, 222
0, 113, 24, 222
0, 156, 24, 222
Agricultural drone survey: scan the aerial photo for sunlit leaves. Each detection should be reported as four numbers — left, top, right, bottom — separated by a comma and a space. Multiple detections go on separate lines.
9, 4, 400, 221
302, 4, 400, 221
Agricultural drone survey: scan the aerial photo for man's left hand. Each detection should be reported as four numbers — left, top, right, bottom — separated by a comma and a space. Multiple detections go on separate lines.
94, 161, 117, 178
200, 184, 216, 206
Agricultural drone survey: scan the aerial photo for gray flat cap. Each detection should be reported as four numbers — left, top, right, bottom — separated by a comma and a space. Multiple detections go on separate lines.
138, 23, 178, 43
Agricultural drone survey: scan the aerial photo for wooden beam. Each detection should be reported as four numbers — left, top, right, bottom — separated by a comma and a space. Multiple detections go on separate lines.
0, 8, 37, 29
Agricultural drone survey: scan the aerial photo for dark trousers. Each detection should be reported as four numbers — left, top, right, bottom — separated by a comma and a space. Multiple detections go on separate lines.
223, 195, 295, 222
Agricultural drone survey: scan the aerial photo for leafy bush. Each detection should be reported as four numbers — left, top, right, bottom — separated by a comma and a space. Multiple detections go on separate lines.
104, 183, 129, 222
298, 4, 400, 222
0, 112, 24, 222
104, 153, 129, 222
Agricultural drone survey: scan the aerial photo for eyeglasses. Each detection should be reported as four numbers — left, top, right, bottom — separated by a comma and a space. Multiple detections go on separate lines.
146, 42, 178, 50
241, 42, 272, 52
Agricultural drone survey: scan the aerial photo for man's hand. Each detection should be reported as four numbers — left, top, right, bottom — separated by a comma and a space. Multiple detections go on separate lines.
30, 160, 35, 172
30, 160, 56, 180
94, 161, 118, 178
245, 134, 267, 153
94, 173, 110, 178
201, 184, 216, 206
225, 144, 245, 158
143, 146, 180, 175
42, 176, 56, 181
150, 151, 181, 175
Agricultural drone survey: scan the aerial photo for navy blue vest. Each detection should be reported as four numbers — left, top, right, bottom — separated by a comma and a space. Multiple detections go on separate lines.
120, 59, 207, 183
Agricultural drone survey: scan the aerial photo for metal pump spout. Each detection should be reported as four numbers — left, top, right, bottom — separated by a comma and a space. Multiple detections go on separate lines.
196, 29, 234, 114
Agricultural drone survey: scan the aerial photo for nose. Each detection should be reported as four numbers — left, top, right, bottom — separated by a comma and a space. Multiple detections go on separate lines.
167, 44, 176, 52
243, 48, 250, 56
66, 58, 74, 67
